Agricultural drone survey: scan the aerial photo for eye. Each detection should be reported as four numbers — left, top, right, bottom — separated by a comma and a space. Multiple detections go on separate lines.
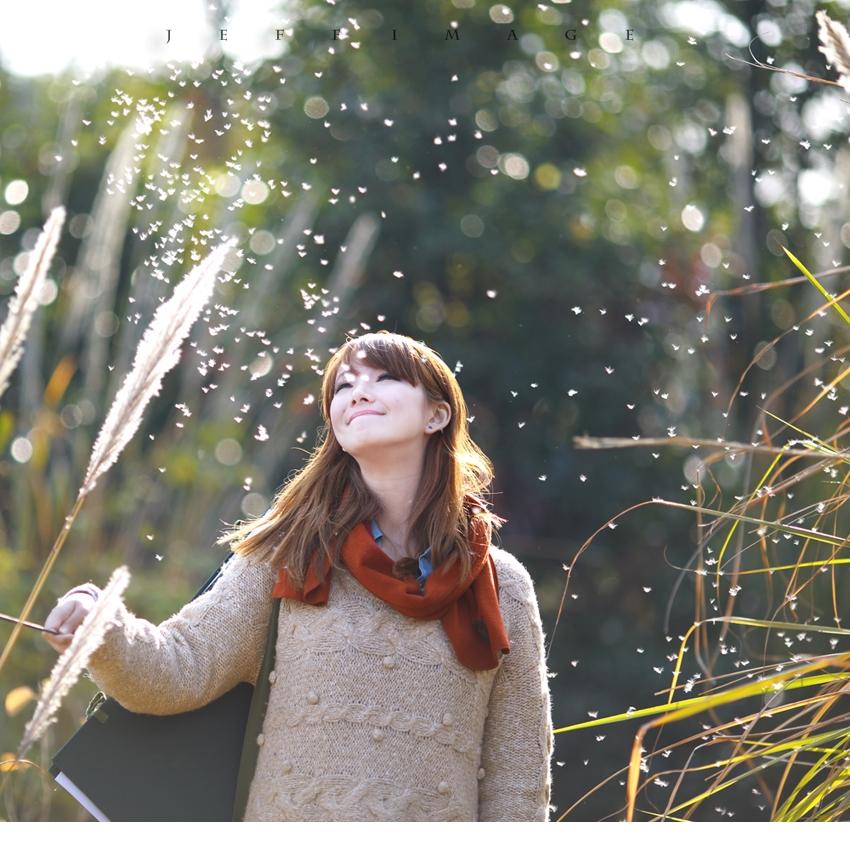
335, 373, 396, 392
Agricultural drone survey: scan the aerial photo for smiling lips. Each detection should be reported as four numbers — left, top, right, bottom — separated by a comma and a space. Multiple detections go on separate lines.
348, 410, 381, 424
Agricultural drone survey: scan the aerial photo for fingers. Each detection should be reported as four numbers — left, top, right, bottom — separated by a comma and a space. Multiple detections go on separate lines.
42, 598, 84, 653
43, 600, 73, 633
42, 630, 73, 653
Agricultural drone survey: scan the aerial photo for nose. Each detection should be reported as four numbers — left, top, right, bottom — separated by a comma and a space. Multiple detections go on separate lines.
350, 376, 374, 404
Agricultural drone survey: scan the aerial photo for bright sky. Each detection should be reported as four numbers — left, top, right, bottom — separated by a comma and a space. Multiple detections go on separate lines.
0, 0, 291, 78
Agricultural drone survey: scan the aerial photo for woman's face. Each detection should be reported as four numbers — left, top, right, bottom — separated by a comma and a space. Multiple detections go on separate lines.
329, 359, 445, 458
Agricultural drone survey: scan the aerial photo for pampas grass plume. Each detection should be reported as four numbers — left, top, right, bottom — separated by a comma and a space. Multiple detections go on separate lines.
0, 238, 236, 683
0, 206, 65, 401
81, 238, 236, 496
816, 10, 850, 94
17, 565, 131, 760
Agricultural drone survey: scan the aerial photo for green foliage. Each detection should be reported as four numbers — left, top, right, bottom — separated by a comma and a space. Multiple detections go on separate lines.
2, 0, 850, 823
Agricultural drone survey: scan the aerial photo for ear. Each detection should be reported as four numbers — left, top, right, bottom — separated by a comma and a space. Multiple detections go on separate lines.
427, 401, 451, 432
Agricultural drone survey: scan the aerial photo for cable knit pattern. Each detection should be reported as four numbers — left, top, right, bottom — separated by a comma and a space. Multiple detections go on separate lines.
84, 544, 554, 821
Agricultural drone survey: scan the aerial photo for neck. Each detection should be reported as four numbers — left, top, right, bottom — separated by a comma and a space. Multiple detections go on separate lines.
356, 448, 425, 553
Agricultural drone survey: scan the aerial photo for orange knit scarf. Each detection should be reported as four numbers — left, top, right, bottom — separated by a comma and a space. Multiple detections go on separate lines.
271, 501, 510, 670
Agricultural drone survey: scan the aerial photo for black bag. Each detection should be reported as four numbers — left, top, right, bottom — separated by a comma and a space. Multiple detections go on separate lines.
48, 552, 281, 822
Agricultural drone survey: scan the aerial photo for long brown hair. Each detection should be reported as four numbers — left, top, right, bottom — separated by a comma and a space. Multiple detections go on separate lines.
216, 330, 505, 590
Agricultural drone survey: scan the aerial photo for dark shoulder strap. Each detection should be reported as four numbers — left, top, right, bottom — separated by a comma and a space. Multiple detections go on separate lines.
232, 594, 281, 821
191, 551, 236, 601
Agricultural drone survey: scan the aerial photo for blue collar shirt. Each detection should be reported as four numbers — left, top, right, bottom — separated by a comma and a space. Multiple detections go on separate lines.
370, 518, 433, 589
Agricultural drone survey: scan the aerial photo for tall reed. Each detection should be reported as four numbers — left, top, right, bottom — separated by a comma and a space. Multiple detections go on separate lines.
17, 566, 130, 760
0, 206, 65, 402
562, 247, 850, 821
817, 10, 850, 94
0, 237, 236, 680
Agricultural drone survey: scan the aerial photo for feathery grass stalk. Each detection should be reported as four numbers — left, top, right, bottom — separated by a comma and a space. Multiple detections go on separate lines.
0, 206, 65, 401
18, 566, 129, 759
816, 10, 850, 95
81, 237, 236, 496
0, 238, 236, 681
0, 567, 129, 805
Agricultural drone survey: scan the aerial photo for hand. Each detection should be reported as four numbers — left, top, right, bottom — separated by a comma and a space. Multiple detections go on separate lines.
42, 587, 99, 653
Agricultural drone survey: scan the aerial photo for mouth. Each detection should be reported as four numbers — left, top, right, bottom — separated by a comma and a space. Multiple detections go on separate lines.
348, 411, 381, 424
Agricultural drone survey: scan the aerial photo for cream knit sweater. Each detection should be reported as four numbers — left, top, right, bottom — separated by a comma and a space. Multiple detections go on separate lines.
84, 544, 554, 821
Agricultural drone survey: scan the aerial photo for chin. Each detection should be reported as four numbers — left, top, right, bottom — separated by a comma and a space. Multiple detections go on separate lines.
345, 440, 392, 459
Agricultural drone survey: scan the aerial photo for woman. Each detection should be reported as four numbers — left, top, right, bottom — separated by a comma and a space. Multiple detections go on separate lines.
44, 330, 554, 821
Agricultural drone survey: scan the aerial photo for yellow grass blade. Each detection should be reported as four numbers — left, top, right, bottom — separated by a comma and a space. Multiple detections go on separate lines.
661, 754, 790, 818
626, 734, 642, 821
775, 729, 850, 820
734, 557, 850, 576
782, 245, 850, 328
625, 652, 850, 820
651, 499, 847, 547
759, 406, 841, 455
556, 671, 850, 733
666, 614, 850, 709
711, 450, 786, 601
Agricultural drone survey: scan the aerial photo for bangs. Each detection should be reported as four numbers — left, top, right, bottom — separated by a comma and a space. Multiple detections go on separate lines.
336, 335, 426, 388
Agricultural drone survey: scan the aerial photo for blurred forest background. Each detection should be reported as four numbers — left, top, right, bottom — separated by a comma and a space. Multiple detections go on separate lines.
3, 0, 850, 822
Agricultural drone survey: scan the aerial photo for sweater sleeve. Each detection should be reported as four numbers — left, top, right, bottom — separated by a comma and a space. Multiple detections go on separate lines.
83, 550, 275, 716
478, 555, 554, 821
